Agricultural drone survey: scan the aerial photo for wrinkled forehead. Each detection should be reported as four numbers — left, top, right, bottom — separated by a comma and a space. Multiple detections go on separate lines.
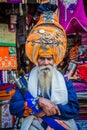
38, 55, 53, 59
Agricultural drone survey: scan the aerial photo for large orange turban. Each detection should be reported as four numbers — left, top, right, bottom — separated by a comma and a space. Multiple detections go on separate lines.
25, 11, 67, 65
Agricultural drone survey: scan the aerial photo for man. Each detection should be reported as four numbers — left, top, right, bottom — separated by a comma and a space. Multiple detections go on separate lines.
9, 11, 79, 130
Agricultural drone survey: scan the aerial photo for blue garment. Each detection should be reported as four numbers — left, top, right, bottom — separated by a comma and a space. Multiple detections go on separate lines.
9, 75, 79, 120
10, 74, 79, 120
54, 79, 79, 120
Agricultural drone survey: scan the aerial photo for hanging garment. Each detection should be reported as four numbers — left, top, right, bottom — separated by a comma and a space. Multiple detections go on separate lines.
59, 0, 87, 34
0, 47, 17, 70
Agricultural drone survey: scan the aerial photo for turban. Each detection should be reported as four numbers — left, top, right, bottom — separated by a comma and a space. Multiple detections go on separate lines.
25, 11, 67, 65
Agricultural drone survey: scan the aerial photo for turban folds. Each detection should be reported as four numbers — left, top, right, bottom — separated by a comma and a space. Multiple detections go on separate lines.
25, 11, 67, 65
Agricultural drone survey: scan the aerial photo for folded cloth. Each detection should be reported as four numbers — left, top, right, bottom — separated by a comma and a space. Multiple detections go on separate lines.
0, 89, 16, 100
0, 83, 16, 91
77, 63, 87, 82
73, 82, 87, 92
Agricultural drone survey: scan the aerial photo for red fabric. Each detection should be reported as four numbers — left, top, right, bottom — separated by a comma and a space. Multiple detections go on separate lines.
0, 83, 17, 91
77, 63, 87, 82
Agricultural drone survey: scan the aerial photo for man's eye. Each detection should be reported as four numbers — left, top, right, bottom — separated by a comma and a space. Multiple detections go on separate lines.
47, 57, 53, 60
39, 57, 45, 60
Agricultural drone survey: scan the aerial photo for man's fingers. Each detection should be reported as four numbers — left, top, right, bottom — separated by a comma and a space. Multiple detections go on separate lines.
55, 106, 61, 115
35, 111, 46, 118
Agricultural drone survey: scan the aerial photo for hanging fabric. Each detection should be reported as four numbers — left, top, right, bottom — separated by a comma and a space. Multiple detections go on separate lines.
0, 24, 16, 47
7, 0, 22, 3
0, 102, 15, 128
58, 0, 87, 34
0, 47, 17, 70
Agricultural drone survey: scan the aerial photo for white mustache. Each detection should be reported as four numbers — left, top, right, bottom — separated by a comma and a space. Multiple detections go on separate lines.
39, 65, 53, 71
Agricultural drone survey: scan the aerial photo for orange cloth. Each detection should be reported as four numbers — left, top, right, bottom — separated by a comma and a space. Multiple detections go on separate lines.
38, 45, 53, 56
25, 12, 67, 65
0, 47, 17, 70
0, 89, 16, 100
23, 102, 32, 117
69, 44, 79, 60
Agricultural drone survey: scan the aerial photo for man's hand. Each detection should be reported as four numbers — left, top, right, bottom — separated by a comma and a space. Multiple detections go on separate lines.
23, 102, 32, 117
38, 97, 61, 116
35, 111, 46, 118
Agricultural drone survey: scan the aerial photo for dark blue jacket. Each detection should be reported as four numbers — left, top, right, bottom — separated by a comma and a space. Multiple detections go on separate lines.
9, 77, 79, 120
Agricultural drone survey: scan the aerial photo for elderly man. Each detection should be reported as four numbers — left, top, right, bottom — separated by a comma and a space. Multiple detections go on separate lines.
9, 11, 79, 130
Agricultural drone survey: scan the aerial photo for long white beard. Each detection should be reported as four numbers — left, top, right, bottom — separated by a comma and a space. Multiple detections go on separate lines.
38, 65, 53, 97
28, 66, 68, 105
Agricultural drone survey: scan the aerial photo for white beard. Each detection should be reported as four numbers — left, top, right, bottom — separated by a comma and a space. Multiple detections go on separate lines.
28, 66, 68, 105
38, 65, 53, 97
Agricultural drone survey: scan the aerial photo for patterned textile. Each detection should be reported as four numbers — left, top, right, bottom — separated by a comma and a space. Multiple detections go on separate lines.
26, 11, 67, 65
69, 44, 79, 60
0, 103, 15, 128
0, 47, 17, 70
77, 63, 87, 83
0, 89, 15, 100
0, 70, 8, 84
59, 0, 87, 34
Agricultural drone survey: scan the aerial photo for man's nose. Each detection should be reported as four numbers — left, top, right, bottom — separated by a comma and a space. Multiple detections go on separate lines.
44, 59, 49, 65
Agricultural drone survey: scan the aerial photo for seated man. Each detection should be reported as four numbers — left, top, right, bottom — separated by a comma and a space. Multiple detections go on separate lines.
9, 11, 79, 130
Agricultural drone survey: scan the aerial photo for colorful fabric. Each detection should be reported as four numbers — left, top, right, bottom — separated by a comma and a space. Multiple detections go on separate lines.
25, 11, 67, 65
69, 44, 79, 60
0, 70, 8, 84
0, 83, 16, 91
0, 103, 15, 128
73, 82, 87, 92
59, 0, 87, 34
0, 89, 15, 100
77, 63, 87, 82
0, 47, 17, 70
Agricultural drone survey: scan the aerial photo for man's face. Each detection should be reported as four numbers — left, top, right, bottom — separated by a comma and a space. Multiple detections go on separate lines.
37, 55, 54, 67
37, 55, 54, 97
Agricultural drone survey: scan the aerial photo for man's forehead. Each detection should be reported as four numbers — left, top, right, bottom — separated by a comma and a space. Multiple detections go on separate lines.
38, 55, 53, 58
